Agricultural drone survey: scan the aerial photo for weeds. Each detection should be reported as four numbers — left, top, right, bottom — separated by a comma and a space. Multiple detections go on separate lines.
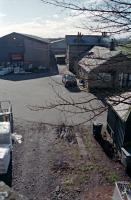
105, 172, 119, 184
63, 177, 74, 188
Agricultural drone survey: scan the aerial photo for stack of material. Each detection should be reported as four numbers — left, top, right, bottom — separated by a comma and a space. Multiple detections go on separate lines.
0, 182, 28, 200
0, 67, 13, 75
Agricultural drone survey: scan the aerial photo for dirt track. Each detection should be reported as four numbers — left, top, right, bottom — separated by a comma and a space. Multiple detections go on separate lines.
12, 119, 57, 200
12, 119, 131, 200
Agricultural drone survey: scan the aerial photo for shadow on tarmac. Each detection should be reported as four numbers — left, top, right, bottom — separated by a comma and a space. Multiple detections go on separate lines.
66, 86, 81, 93
0, 69, 59, 82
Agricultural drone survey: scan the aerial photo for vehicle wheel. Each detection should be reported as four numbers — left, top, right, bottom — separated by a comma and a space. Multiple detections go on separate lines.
3, 152, 12, 187
74, 83, 77, 87
6, 158, 12, 187
0, 162, 12, 187
65, 83, 68, 88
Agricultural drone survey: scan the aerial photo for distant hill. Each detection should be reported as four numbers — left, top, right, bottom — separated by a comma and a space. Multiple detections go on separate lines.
44, 38, 64, 43
118, 37, 131, 45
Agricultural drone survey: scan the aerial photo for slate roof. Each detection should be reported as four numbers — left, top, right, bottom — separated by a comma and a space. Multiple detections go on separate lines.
66, 35, 111, 46
107, 92, 131, 121
78, 46, 121, 72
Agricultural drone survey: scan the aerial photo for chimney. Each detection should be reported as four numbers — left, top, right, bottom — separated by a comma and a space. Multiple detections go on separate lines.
102, 32, 107, 37
110, 39, 115, 51
77, 32, 83, 42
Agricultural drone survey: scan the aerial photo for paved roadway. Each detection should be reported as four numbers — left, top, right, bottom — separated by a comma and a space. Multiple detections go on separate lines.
0, 68, 107, 126
0, 67, 107, 199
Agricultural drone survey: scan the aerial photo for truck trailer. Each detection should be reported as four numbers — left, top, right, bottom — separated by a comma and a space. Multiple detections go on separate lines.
106, 92, 131, 171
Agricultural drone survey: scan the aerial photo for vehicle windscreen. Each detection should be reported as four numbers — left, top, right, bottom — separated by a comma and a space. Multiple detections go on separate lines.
0, 115, 10, 122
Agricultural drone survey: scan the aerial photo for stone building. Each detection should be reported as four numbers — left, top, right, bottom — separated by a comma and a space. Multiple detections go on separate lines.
77, 46, 131, 89
66, 32, 111, 73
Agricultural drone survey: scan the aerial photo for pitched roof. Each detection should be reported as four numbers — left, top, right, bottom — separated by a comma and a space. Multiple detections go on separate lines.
51, 39, 65, 44
18, 33, 50, 44
66, 35, 111, 46
47, 38, 64, 43
78, 46, 121, 72
0, 32, 50, 44
107, 92, 131, 121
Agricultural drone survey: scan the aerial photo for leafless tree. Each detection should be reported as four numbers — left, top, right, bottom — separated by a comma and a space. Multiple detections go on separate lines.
41, 0, 131, 35
29, 0, 131, 126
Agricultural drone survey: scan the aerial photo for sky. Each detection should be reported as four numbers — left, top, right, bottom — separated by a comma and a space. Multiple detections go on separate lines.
0, 0, 93, 38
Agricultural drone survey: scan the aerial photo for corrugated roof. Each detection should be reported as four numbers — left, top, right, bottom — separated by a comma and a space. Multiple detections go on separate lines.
78, 46, 120, 72
47, 38, 64, 43
20, 33, 50, 43
1, 32, 50, 44
51, 39, 65, 44
107, 92, 131, 121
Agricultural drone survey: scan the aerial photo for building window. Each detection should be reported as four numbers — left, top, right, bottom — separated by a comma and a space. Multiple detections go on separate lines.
97, 73, 111, 81
129, 74, 131, 81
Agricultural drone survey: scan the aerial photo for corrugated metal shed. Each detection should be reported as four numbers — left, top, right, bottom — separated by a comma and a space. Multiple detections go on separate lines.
107, 92, 131, 122
0, 32, 50, 44
0, 32, 53, 70
107, 92, 131, 152
16, 32, 50, 44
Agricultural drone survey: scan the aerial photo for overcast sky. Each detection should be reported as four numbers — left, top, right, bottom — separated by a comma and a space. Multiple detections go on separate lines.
0, 0, 93, 38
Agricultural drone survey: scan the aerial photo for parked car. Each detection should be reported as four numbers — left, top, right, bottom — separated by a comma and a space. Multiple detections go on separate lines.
62, 74, 77, 88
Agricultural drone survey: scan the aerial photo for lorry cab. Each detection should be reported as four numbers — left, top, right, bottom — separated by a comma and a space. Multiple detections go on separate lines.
0, 101, 13, 133
0, 101, 13, 176
0, 122, 12, 148
0, 122, 12, 174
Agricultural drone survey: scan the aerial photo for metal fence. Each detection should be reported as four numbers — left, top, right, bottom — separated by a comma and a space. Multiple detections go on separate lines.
112, 182, 131, 200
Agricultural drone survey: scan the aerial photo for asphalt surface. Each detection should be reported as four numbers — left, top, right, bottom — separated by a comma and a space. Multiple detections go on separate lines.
0, 67, 107, 199
0, 69, 106, 126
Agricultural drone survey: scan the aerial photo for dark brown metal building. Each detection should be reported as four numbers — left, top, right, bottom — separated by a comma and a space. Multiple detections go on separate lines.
0, 32, 56, 72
